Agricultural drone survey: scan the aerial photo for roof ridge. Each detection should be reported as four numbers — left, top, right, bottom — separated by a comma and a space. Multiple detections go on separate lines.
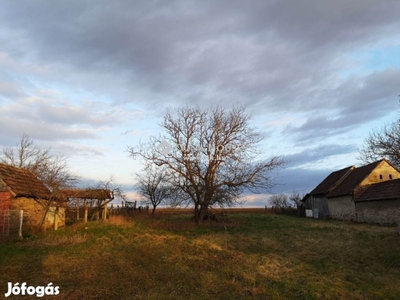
327, 165, 355, 194
326, 159, 394, 198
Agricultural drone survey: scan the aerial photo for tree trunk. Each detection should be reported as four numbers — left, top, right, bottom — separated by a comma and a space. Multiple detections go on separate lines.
152, 206, 156, 214
194, 204, 208, 224
194, 204, 200, 224
38, 200, 52, 231
199, 205, 208, 222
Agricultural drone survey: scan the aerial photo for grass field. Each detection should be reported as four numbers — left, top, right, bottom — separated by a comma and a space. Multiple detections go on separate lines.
1, 211, 400, 299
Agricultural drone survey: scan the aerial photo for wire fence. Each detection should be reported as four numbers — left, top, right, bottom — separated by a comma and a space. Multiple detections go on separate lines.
0, 210, 23, 239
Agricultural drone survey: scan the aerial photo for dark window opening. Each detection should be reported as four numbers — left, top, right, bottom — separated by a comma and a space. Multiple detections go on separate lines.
389, 174, 393, 179
379, 174, 383, 180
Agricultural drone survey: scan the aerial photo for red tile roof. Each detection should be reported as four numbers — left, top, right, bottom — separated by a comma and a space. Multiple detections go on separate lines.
0, 163, 51, 199
355, 179, 400, 202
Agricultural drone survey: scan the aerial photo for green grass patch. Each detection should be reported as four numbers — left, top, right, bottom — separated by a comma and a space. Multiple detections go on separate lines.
1, 213, 400, 299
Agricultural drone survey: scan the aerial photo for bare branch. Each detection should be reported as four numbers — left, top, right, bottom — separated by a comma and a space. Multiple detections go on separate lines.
359, 117, 400, 168
128, 106, 285, 223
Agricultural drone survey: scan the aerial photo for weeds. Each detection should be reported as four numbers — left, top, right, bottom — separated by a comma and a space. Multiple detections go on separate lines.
1, 212, 400, 299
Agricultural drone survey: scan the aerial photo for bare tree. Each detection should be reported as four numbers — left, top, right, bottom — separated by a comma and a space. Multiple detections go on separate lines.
37, 155, 78, 228
88, 177, 125, 220
359, 119, 400, 168
270, 194, 290, 211
128, 106, 285, 223
135, 165, 173, 214
289, 192, 304, 209
1, 134, 51, 173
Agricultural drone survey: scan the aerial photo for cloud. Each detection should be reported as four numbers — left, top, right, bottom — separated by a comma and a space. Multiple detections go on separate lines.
0, 1, 399, 112
284, 144, 357, 168
0, 1, 399, 204
271, 167, 333, 195
282, 69, 400, 144
238, 194, 271, 208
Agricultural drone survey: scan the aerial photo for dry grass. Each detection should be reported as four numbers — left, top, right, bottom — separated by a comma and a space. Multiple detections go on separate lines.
1, 212, 400, 299
106, 214, 134, 226
155, 207, 268, 214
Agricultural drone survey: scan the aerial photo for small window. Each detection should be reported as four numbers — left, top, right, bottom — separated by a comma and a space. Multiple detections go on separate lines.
379, 174, 383, 180
389, 174, 393, 179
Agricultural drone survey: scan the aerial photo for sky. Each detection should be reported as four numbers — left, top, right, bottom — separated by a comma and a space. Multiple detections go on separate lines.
1, 1, 400, 207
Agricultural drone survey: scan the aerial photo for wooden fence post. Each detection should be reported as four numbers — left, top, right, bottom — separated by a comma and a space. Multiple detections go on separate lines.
19, 210, 23, 239
76, 198, 80, 220
102, 205, 108, 220
84, 201, 88, 224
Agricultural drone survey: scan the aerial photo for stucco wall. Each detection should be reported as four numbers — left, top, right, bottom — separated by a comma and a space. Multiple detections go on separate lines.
355, 161, 400, 196
327, 195, 355, 221
368, 161, 400, 182
9, 197, 65, 231
356, 200, 400, 224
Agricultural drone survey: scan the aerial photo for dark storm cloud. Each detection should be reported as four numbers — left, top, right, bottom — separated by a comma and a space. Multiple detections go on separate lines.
1, 0, 400, 175
1, 0, 399, 112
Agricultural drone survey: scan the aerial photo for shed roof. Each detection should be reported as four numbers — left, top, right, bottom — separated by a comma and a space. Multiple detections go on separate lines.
0, 163, 51, 198
310, 166, 354, 195
60, 189, 112, 200
355, 179, 400, 202
326, 160, 384, 198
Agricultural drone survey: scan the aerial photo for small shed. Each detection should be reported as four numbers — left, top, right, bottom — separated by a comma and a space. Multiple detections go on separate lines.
61, 189, 113, 221
0, 163, 63, 231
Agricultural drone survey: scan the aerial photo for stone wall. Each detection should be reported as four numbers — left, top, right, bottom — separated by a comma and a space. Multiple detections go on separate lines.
9, 197, 65, 231
356, 200, 400, 224
327, 196, 356, 221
